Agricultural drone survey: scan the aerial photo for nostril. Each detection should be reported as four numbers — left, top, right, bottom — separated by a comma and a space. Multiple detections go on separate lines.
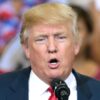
48, 49, 57, 53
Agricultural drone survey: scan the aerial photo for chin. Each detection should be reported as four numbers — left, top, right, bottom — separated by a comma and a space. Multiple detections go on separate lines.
50, 73, 63, 79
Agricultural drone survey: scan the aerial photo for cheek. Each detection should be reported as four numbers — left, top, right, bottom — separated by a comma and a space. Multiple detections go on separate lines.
29, 44, 47, 61
29, 48, 44, 68
64, 47, 75, 59
59, 42, 77, 63
60, 42, 75, 55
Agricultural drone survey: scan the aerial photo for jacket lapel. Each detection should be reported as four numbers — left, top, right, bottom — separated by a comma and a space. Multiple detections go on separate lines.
73, 70, 92, 100
6, 67, 31, 100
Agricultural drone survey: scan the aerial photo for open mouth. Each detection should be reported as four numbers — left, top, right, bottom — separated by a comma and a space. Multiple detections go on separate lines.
48, 58, 60, 68
49, 58, 59, 64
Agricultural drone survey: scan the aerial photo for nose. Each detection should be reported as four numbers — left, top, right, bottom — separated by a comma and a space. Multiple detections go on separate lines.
47, 38, 58, 53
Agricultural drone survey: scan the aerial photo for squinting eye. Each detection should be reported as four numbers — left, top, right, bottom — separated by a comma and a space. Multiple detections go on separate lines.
57, 36, 67, 40
55, 35, 67, 42
35, 38, 47, 44
36, 38, 45, 41
59, 36, 66, 39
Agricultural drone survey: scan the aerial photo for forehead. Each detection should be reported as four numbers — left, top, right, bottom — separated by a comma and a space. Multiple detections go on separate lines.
29, 22, 73, 36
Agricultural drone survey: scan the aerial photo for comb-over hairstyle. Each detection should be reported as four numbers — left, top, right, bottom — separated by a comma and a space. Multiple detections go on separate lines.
20, 3, 78, 44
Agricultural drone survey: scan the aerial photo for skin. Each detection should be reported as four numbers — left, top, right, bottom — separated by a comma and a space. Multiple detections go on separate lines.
22, 22, 80, 84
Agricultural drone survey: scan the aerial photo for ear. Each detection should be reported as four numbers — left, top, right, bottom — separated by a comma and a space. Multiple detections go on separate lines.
22, 44, 30, 59
74, 43, 80, 55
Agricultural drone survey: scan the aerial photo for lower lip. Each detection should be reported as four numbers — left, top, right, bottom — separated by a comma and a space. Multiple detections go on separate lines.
48, 62, 60, 69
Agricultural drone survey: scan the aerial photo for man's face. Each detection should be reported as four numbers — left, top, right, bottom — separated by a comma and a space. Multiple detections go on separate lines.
23, 23, 80, 84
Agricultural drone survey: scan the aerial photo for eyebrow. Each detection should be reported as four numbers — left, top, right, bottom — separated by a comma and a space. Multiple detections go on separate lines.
53, 32, 67, 36
33, 34, 48, 39
33, 32, 67, 38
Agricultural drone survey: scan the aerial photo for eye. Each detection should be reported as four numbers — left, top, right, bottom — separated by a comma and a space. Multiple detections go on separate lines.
34, 37, 47, 44
56, 35, 67, 41
36, 38, 45, 41
58, 36, 67, 39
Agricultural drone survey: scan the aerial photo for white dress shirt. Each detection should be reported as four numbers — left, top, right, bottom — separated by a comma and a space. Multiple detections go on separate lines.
29, 70, 77, 100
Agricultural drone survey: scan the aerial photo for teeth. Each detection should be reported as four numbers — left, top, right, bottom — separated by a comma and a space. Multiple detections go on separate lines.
50, 62, 57, 64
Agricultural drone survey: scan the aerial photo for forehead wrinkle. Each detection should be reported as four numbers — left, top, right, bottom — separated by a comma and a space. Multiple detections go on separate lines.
32, 31, 67, 38
29, 22, 73, 38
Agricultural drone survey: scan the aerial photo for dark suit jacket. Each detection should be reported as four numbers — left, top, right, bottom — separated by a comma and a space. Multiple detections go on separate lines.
0, 67, 100, 100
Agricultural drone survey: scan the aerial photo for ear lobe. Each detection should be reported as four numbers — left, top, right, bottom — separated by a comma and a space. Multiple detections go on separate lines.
22, 44, 30, 59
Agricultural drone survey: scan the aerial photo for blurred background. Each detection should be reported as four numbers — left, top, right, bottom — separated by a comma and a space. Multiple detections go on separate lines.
0, 0, 100, 80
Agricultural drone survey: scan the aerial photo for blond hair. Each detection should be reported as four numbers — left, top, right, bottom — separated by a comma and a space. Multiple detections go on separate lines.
20, 3, 79, 44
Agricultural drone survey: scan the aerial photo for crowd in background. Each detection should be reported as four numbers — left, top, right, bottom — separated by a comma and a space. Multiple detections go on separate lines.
0, 0, 100, 80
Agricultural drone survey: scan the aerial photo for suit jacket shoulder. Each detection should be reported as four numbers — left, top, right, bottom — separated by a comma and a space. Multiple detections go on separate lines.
0, 67, 31, 100
73, 70, 100, 100
0, 67, 29, 88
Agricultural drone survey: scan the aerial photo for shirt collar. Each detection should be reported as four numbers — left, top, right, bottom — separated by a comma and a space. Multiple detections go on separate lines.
29, 70, 49, 96
65, 72, 77, 90
29, 70, 77, 96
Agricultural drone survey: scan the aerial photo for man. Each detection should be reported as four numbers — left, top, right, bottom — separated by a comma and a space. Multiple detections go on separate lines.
0, 3, 100, 100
